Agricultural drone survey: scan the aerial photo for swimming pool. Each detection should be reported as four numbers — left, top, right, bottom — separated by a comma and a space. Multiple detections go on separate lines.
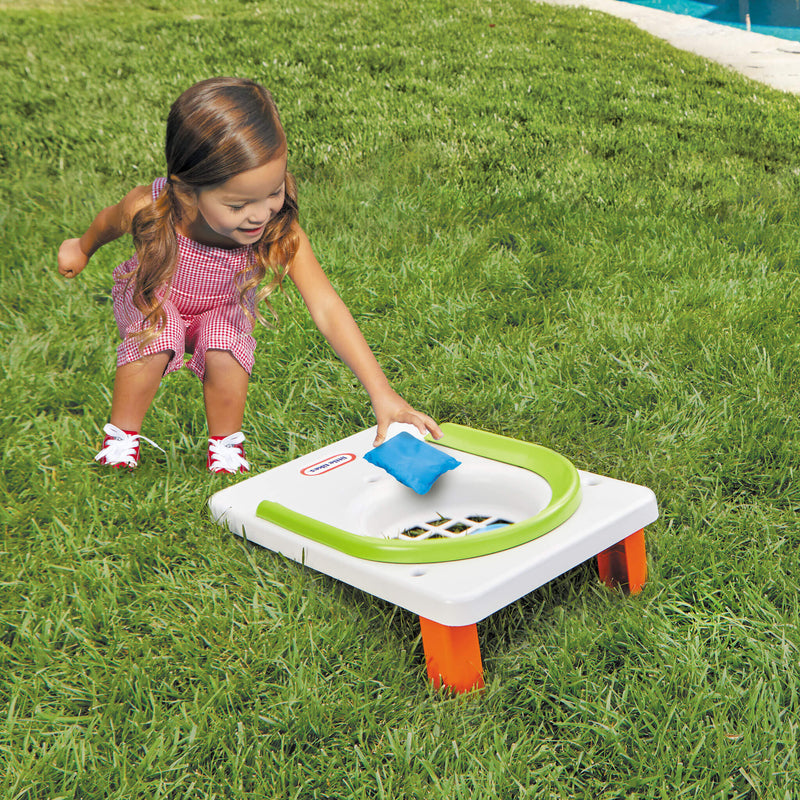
622, 0, 800, 41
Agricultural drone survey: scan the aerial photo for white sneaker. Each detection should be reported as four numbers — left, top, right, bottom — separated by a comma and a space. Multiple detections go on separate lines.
95, 423, 162, 469
207, 432, 250, 474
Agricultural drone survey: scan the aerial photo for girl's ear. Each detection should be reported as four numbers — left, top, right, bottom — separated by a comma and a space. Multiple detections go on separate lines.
170, 176, 198, 209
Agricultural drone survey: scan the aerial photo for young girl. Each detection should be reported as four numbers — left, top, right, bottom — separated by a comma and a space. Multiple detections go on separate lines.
57, 77, 441, 473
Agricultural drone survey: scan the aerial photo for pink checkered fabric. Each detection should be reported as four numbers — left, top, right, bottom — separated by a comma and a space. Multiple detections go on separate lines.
112, 178, 258, 380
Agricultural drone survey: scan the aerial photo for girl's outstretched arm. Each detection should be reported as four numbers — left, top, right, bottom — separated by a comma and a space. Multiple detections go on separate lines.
57, 184, 152, 278
288, 227, 442, 445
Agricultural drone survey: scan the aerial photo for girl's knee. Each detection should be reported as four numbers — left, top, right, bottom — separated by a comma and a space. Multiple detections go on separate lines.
204, 348, 248, 378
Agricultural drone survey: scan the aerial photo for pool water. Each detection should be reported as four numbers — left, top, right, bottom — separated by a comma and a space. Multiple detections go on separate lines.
623, 0, 800, 41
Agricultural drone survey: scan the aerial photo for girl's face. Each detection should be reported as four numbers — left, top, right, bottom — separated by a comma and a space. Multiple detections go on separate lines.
186, 155, 288, 248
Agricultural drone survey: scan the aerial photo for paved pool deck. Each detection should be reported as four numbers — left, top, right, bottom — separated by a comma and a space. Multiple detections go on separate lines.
542, 0, 800, 94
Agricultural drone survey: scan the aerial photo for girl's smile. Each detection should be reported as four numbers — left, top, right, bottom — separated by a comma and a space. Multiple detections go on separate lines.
239, 223, 267, 238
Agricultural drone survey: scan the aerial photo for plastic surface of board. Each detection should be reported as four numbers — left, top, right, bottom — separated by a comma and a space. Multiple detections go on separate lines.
254, 424, 582, 562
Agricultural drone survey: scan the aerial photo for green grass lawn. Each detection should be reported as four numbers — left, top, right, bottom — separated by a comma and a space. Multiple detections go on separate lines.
2, 0, 800, 797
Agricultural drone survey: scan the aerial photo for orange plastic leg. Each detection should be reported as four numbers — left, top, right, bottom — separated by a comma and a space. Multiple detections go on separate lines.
419, 617, 484, 693
597, 528, 647, 595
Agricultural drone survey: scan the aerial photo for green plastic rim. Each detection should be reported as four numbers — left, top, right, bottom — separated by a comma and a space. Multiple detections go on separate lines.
255, 423, 582, 563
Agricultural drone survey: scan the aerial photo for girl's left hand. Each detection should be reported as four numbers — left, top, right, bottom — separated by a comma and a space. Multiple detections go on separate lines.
372, 389, 443, 446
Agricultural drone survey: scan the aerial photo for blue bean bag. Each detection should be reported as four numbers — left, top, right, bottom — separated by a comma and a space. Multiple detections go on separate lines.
363, 432, 461, 494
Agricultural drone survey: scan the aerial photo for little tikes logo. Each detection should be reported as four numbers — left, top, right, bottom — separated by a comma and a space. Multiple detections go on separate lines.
301, 453, 356, 476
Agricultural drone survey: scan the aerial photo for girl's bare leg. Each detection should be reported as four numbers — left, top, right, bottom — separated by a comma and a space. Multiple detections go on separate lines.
110, 352, 172, 431
203, 349, 249, 437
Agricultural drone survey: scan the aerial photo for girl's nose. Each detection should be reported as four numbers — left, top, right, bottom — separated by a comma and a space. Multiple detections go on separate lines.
247, 200, 273, 224
247, 212, 266, 225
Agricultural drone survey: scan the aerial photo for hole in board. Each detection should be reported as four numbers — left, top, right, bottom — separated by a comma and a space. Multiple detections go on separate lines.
446, 522, 471, 534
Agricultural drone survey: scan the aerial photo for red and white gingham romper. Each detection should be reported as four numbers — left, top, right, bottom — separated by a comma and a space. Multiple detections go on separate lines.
112, 178, 258, 381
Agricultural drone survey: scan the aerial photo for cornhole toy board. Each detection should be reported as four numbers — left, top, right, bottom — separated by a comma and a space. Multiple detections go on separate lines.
209, 423, 658, 692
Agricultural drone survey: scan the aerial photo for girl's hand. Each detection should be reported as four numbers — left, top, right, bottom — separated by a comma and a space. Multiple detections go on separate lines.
372, 388, 443, 446
58, 238, 89, 278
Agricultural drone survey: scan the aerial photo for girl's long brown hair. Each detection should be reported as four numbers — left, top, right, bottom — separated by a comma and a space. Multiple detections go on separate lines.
129, 77, 299, 345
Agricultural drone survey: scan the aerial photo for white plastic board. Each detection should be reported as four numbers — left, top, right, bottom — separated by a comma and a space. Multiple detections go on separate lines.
209, 425, 658, 626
